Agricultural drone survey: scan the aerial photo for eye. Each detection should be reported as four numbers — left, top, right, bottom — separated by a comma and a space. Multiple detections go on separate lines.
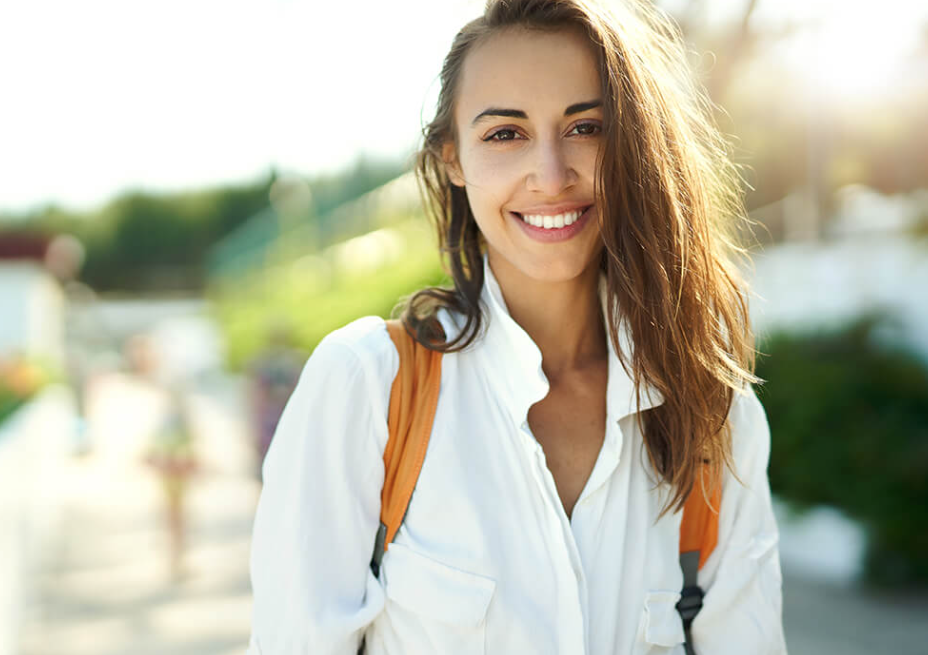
569, 121, 601, 137
483, 128, 523, 142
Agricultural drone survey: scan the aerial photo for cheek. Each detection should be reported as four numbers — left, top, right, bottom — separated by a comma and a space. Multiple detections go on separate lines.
460, 150, 523, 218
468, 190, 511, 238
461, 147, 524, 187
567, 140, 602, 178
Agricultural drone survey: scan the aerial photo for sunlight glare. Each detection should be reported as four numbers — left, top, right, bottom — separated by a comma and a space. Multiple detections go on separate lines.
796, 5, 922, 101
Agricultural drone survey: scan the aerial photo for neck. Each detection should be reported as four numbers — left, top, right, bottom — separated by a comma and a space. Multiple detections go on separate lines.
488, 251, 607, 380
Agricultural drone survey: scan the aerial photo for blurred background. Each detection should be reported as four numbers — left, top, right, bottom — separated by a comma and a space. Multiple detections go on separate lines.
1, 0, 926, 653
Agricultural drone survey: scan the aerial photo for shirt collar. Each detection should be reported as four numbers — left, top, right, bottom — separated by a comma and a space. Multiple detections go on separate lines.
475, 253, 664, 426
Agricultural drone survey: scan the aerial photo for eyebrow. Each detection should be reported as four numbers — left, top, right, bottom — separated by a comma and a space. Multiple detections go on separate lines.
470, 99, 602, 126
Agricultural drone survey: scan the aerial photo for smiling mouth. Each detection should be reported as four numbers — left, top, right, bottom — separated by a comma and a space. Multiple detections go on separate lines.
512, 206, 592, 229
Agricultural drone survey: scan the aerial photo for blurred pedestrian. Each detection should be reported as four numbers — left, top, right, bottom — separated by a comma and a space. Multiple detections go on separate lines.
46, 233, 114, 455
128, 333, 201, 582
246, 322, 303, 482
144, 384, 199, 581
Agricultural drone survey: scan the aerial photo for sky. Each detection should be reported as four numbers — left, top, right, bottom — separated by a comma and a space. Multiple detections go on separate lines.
1, 0, 925, 215
0, 0, 483, 214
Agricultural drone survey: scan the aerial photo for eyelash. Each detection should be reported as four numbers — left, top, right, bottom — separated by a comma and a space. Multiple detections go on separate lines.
482, 121, 602, 142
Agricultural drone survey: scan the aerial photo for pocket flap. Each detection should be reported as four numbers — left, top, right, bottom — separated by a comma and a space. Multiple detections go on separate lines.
643, 591, 685, 647
383, 543, 496, 627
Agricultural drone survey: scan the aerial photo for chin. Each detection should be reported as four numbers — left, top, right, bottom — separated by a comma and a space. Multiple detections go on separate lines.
503, 249, 600, 286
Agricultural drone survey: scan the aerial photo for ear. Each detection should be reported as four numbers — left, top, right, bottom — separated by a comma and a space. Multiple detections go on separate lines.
441, 142, 466, 188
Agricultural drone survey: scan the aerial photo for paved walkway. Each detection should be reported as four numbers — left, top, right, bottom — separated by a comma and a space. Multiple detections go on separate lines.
15, 371, 928, 654
18, 372, 259, 655
782, 572, 928, 655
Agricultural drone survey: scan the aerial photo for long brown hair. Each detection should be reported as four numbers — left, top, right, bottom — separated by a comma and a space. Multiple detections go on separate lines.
402, 0, 758, 515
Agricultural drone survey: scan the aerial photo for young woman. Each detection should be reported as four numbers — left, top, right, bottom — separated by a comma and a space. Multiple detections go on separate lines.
248, 0, 787, 653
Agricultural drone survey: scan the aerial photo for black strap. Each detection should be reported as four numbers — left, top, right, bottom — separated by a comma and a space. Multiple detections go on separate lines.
370, 522, 388, 578
358, 522, 390, 654
677, 550, 704, 655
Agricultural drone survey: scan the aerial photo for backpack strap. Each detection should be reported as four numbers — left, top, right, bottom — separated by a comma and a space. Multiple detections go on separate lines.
677, 465, 722, 655
368, 317, 721, 655
369, 319, 443, 577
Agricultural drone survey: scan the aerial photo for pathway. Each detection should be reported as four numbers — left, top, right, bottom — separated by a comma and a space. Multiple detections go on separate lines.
15, 370, 928, 654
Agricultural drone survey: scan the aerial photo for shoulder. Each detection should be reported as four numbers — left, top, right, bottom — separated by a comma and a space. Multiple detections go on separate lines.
292, 316, 400, 418
317, 315, 394, 354
726, 385, 772, 483
305, 316, 399, 380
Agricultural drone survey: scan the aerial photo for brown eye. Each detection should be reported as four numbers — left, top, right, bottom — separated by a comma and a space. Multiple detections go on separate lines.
484, 128, 520, 142
570, 121, 601, 137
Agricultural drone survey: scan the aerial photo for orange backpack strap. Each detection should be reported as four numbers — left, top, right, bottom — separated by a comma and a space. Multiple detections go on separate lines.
677, 465, 722, 655
369, 319, 443, 576
679, 465, 722, 568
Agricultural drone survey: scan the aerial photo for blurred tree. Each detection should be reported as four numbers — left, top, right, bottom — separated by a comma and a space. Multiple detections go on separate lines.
307, 156, 406, 217
657, 0, 800, 103
1, 157, 405, 292
658, 0, 927, 218
757, 316, 928, 588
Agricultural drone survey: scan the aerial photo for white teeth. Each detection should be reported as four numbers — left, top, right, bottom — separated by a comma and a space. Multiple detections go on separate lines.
520, 208, 586, 229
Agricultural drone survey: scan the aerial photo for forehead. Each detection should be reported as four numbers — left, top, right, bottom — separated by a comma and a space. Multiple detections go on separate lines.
456, 26, 602, 122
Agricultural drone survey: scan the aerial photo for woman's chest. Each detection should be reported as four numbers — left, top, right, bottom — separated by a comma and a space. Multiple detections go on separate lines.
374, 387, 688, 654
527, 370, 608, 519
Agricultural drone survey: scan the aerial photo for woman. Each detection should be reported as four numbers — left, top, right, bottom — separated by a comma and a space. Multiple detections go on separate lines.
248, 0, 787, 653
144, 384, 199, 582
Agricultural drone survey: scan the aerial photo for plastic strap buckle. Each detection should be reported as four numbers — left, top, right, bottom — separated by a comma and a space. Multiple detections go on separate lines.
676, 585, 704, 626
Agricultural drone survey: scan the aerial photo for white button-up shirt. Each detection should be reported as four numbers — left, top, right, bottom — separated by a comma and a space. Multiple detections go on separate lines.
248, 258, 787, 654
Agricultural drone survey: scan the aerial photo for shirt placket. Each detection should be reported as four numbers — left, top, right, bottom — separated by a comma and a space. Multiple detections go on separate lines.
569, 417, 624, 648
519, 419, 590, 655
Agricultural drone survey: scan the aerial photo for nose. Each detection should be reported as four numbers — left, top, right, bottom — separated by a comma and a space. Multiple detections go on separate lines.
526, 138, 578, 196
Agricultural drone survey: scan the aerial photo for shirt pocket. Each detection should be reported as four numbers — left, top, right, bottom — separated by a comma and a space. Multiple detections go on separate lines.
639, 590, 686, 654
381, 541, 495, 654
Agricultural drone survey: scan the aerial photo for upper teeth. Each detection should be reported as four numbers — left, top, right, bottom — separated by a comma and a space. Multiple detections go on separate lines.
520, 209, 584, 229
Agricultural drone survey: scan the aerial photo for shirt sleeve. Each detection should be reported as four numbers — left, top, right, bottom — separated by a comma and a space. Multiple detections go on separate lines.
247, 325, 395, 654
691, 386, 789, 654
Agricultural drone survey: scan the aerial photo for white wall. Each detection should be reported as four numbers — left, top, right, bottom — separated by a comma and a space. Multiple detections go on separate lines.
747, 234, 928, 360
0, 263, 65, 365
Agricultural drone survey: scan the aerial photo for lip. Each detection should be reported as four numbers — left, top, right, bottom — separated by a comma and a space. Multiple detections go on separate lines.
512, 202, 592, 216
510, 205, 595, 243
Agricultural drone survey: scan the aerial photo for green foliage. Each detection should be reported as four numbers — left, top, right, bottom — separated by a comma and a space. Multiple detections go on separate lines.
756, 315, 928, 588
77, 177, 275, 290
0, 355, 56, 430
0, 390, 24, 427
2, 157, 407, 292
211, 219, 446, 371
308, 157, 407, 217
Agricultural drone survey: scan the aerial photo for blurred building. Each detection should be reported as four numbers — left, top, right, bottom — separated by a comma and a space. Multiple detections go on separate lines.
0, 233, 65, 365
749, 185, 928, 361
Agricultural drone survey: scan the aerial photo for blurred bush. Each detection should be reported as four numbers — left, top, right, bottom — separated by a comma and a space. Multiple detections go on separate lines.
211, 218, 445, 372
0, 354, 54, 427
2, 158, 405, 293
756, 315, 928, 588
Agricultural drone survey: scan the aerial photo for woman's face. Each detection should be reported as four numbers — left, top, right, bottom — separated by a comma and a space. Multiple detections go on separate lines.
444, 26, 605, 284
